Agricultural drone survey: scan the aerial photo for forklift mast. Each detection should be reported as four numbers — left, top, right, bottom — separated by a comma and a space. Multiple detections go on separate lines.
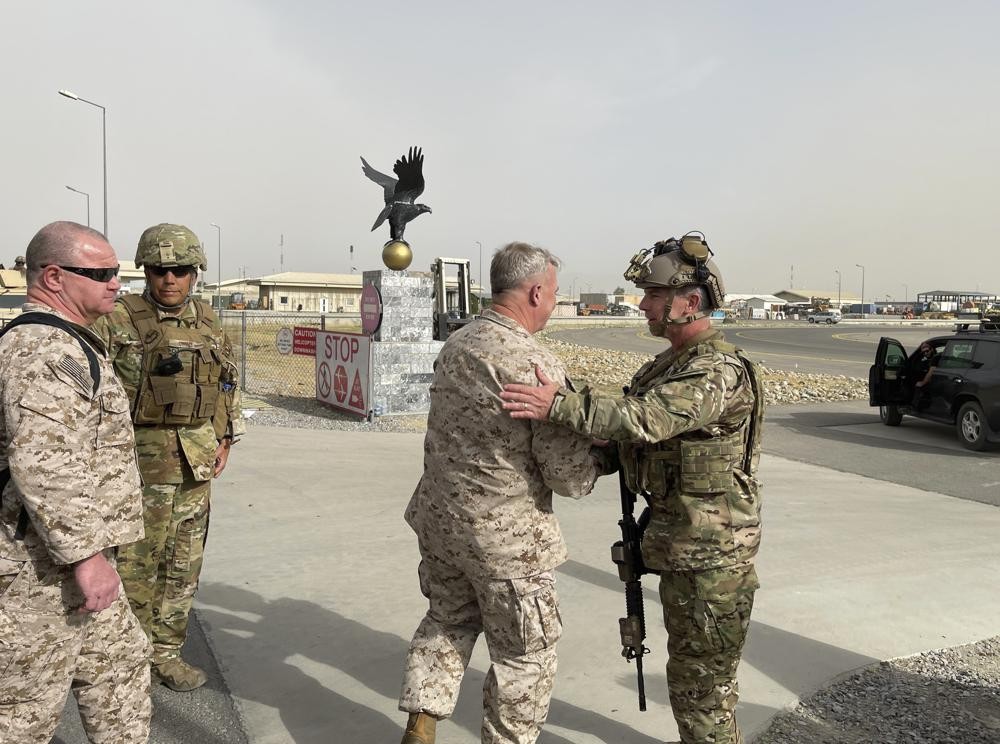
431, 257, 473, 341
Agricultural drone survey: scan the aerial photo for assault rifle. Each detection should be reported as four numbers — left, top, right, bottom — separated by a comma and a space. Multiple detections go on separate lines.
611, 465, 651, 711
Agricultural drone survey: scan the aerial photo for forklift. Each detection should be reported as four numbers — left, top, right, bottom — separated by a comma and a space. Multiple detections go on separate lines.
431, 257, 475, 341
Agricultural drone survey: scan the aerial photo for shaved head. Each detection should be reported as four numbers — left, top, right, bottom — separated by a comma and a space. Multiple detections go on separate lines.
25, 221, 108, 287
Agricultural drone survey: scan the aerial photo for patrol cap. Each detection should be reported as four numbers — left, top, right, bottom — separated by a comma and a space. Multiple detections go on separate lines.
135, 223, 207, 270
623, 232, 726, 309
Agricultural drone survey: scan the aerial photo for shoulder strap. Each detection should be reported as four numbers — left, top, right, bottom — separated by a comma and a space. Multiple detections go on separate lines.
0, 312, 100, 395
735, 350, 765, 476
193, 299, 218, 331
0, 312, 101, 540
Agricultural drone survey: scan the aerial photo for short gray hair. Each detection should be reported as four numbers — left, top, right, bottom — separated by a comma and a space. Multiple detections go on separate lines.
676, 284, 709, 309
25, 221, 107, 286
490, 242, 560, 294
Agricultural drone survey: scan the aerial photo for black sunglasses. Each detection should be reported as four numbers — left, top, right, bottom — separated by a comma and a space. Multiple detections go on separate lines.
148, 265, 197, 278
44, 265, 120, 282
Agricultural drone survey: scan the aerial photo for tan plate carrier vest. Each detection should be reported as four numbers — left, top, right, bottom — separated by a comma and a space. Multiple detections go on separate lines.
622, 338, 765, 498
120, 295, 223, 426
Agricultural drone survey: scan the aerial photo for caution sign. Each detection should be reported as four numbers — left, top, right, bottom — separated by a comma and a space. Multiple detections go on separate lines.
293, 326, 317, 356
315, 330, 370, 417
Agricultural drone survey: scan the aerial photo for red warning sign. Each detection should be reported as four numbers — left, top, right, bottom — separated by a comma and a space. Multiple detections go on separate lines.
333, 365, 349, 403
315, 330, 370, 417
348, 370, 365, 409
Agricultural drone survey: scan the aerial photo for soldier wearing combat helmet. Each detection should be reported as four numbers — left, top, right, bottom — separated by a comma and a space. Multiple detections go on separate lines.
93, 223, 244, 691
501, 232, 764, 744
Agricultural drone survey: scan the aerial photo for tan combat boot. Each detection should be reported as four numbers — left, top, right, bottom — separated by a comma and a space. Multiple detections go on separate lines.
152, 658, 208, 692
400, 712, 437, 744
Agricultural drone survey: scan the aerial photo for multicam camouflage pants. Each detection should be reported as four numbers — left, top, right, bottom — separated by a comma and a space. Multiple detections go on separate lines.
0, 558, 151, 743
659, 563, 758, 744
400, 551, 562, 744
118, 478, 210, 665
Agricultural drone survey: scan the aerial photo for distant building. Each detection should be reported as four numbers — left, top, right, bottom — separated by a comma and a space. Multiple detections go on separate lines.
204, 271, 484, 313
772, 288, 860, 309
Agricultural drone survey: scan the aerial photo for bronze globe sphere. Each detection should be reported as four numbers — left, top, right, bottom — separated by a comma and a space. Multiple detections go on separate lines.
382, 240, 413, 271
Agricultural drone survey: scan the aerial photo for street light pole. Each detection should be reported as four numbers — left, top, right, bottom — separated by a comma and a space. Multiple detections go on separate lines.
210, 223, 222, 310
834, 269, 841, 309
65, 185, 90, 227
855, 264, 865, 318
59, 89, 107, 239
475, 241, 483, 299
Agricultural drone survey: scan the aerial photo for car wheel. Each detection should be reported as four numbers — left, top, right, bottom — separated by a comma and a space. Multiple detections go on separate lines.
825, 318, 834, 324
880, 404, 902, 426
956, 401, 990, 451
808, 317, 816, 324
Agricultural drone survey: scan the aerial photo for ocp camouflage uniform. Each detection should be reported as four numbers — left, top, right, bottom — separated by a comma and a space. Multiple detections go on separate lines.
92, 293, 243, 672
550, 328, 764, 744
401, 309, 602, 744
0, 304, 151, 743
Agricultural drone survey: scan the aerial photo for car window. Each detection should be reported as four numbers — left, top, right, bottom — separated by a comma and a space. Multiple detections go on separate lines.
973, 340, 999, 366
938, 340, 976, 369
885, 340, 906, 371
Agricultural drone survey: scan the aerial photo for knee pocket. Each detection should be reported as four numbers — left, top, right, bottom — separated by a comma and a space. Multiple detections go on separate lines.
661, 567, 757, 657
0, 610, 77, 706
171, 510, 208, 574
487, 574, 562, 658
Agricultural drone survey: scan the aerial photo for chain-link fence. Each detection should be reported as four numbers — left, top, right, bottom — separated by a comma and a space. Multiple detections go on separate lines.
219, 311, 361, 400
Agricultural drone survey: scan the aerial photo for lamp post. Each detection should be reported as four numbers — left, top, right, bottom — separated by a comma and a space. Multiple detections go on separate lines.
855, 264, 865, 318
475, 240, 483, 298
210, 223, 222, 310
59, 89, 107, 239
65, 185, 90, 227
834, 269, 841, 309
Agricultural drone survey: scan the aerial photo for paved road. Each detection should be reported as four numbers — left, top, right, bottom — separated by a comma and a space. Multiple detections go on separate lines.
551, 323, 954, 376
764, 400, 1000, 508
552, 324, 999, 505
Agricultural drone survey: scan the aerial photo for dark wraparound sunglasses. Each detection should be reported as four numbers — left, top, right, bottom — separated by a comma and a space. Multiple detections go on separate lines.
148, 265, 197, 278
43, 265, 120, 282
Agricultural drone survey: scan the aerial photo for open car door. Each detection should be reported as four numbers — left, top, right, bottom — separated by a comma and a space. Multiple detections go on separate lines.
869, 337, 909, 406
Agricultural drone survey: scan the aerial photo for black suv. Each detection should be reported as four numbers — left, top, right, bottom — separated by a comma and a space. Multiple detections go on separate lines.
869, 318, 1000, 450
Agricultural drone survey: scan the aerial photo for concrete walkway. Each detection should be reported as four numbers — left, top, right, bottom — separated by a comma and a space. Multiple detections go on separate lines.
53, 424, 1000, 742
181, 426, 1000, 743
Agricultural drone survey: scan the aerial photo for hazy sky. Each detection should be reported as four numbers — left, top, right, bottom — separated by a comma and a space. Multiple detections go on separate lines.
3, 1, 998, 301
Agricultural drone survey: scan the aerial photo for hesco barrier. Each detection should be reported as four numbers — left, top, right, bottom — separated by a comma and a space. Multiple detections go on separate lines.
219, 311, 360, 399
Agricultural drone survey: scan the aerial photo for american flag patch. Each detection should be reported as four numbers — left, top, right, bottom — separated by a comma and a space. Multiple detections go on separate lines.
58, 354, 91, 391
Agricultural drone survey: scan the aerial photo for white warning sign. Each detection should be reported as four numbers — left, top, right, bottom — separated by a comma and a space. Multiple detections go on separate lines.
315, 331, 371, 417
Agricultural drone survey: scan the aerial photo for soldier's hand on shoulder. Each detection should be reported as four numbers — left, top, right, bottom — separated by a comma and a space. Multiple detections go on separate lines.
500, 365, 559, 421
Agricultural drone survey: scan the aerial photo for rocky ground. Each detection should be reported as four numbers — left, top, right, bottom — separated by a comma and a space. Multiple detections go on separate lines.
245, 331, 869, 432
754, 636, 1000, 744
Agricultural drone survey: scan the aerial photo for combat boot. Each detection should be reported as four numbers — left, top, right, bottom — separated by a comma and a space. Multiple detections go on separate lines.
400, 712, 437, 744
152, 658, 208, 692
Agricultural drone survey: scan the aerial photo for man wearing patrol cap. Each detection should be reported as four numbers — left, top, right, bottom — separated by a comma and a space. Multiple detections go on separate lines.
501, 233, 764, 744
92, 223, 244, 691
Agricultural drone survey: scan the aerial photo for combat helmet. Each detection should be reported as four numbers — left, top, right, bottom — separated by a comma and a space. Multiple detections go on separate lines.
135, 223, 207, 270
623, 232, 725, 320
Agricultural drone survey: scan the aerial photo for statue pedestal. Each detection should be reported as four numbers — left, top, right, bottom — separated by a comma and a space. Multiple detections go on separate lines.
363, 268, 443, 415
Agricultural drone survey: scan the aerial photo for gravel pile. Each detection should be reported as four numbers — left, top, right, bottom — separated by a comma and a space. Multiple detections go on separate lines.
539, 335, 869, 405
246, 332, 869, 432
754, 635, 1000, 743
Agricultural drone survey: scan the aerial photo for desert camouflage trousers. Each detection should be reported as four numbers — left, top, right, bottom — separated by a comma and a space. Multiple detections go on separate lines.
400, 549, 562, 744
0, 558, 151, 743
659, 563, 758, 744
118, 478, 210, 664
